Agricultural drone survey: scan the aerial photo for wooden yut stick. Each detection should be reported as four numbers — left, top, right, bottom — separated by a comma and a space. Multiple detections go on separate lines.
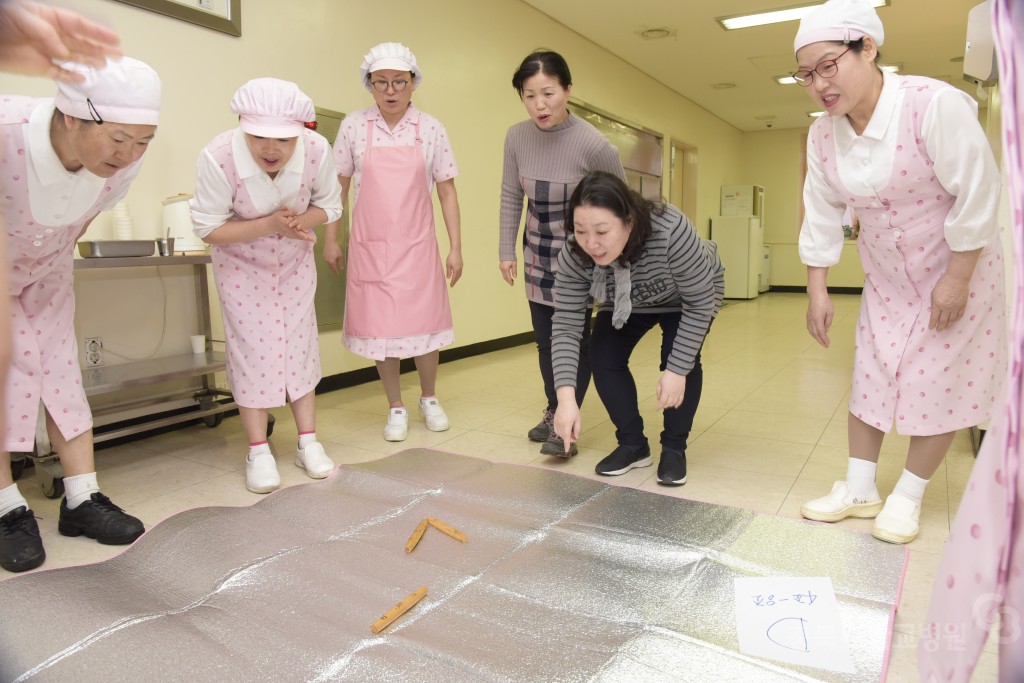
426, 516, 468, 543
370, 586, 428, 634
404, 518, 430, 554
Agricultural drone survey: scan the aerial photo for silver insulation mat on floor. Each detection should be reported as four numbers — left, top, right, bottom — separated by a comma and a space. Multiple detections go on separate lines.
0, 449, 906, 682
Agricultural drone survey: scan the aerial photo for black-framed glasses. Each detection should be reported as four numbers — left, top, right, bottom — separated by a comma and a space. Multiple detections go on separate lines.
86, 98, 104, 124
792, 48, 852, 86
369, 79, 410, 93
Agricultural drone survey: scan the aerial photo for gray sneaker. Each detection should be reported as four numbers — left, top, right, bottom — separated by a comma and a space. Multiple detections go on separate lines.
540, 432, 578, 458
528, 409, 554, 442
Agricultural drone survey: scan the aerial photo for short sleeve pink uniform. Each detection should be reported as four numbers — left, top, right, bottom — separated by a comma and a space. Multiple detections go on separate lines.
192, 128, 334, 409
1, 97, 143, 451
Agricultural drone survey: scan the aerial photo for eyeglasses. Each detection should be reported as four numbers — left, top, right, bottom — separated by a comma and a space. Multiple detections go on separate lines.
792, 48, 852, 87
369, 79, 410, 93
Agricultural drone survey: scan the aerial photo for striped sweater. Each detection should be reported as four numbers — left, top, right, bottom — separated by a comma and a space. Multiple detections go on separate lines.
552, 205, 725, 387
499, 114, 625, 305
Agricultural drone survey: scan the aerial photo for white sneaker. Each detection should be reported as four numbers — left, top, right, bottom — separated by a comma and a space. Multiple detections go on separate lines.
800, 480, 882, 523
872, 493, 921, 544
383, 408, 409, 441
419, 397, 450, 432
295, 442, 334, 479
246, 451, 280, 494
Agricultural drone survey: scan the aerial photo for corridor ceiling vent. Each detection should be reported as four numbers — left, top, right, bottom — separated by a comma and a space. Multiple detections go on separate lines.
638, 27, 673, 39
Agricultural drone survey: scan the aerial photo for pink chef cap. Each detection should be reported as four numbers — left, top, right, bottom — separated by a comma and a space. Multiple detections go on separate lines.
230, 78, 315, 138
54, 57, 161, 125
794, 0, 885, 55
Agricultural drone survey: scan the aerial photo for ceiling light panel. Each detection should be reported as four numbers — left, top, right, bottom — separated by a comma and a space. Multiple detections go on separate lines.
717, 0, 888, 30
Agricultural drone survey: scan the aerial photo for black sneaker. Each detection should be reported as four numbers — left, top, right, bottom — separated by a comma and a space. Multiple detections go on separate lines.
657, 448, 687, 486
0, 506, 45, 573
58, 493, 145, 545
595, 443, 652, 476
540, 432, 578, 458
528, 410, 553, 442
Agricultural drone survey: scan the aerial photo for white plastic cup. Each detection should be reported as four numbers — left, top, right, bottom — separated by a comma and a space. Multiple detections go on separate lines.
112, 202, 133, 239
113, 219, 133, 240
190, 335, 206, 354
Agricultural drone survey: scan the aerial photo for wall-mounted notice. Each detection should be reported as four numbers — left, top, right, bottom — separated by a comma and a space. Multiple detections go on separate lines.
734, 576, 854, 674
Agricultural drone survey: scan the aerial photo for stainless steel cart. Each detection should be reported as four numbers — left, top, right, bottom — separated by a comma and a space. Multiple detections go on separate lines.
13, 254, 253, 498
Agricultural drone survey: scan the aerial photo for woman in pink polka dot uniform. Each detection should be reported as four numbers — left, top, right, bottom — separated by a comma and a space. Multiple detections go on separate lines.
190, 79, 343, 495
794, 0, 1006, 545
919, 1, 1024, 680
1, 57, 159, 572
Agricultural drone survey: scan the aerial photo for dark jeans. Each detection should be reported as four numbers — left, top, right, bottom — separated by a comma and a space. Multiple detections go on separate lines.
529, 300, 591, 411
590, 309, 708, 453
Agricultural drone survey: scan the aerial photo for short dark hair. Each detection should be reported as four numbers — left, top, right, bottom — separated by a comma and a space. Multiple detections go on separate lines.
843, 37, 880, 63
512, 49, 572, 97
566, 171, 665, 266
52, 110, 96, 128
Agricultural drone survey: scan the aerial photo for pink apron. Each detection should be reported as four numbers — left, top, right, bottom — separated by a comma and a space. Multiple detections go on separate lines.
2, 97, 137, 451
812, 76, 1006, 436
344, 119, 451, 343
206, 130, 323, 409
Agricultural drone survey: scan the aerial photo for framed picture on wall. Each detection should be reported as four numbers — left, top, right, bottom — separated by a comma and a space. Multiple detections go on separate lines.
112, 0, 241, 37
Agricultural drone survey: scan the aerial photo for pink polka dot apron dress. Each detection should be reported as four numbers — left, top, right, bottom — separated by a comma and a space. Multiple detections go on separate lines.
206, 130, 323, 409
919, 4, 1024, 678
1, 98, 137, 451
343, 119, 452, 353
812, 76, 1006, 437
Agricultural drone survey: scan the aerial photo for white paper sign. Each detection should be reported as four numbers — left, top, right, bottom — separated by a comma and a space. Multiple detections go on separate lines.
734, 576, 854, 674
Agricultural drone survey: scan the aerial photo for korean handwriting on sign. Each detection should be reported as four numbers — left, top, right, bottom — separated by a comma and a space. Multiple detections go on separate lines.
752, 590, 818, 608
734, 577, 853, 673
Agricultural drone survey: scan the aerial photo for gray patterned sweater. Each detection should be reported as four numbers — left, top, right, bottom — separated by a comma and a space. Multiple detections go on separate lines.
499, 114, 624, 305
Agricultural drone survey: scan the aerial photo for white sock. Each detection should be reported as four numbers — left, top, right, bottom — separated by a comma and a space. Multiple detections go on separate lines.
0, 483, 29, 517
248, 442, 271, 461
64, 473, 100, 509
893, 469, 929, 505
297, 432, 317, 450
845, 457, 879, 499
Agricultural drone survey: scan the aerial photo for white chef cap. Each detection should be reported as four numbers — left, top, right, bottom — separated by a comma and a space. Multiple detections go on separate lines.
230, 78, 315, 138
359, 42, 422, 92
54, 57, 161, 125
794, 0, 885, 55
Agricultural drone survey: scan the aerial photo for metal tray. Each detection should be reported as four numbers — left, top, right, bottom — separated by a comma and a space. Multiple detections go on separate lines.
78, 240, 156, 258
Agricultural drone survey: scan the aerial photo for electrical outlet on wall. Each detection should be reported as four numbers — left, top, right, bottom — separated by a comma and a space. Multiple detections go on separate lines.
84, 337, 103, 368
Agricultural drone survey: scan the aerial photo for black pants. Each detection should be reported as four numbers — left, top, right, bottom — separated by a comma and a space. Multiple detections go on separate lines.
529, 300, 591, 411
590, 309, 707, 453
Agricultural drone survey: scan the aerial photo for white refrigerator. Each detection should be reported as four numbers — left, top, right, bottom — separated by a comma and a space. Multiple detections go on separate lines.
711, 216, 763, 299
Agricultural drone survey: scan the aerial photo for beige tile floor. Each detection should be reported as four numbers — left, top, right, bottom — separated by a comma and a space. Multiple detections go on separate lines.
2, 293, 1002, 681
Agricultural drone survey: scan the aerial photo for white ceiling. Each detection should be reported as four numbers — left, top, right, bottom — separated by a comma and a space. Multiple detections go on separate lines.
521, 0, 985, 131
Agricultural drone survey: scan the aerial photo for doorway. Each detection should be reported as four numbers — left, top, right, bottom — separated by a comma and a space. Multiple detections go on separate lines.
670, 140, 698, 234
